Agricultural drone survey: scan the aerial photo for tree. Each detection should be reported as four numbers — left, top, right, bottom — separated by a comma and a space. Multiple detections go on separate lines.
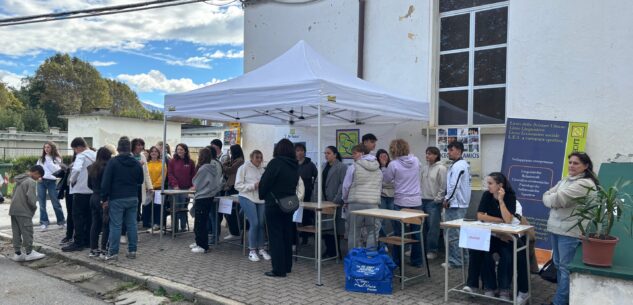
0, 82, 24, 111
106, 79, 146, 116
0, 108, 24, 131
22, 108, 49, 132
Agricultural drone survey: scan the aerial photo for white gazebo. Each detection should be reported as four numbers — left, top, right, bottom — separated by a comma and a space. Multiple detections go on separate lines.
162, 40, 429, 285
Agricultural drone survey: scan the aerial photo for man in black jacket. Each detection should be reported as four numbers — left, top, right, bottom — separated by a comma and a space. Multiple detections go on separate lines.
101, 137, 143, 261
295, 143, 317, 244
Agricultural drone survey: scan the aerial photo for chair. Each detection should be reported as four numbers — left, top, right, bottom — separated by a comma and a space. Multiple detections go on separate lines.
294, 206, 339, 264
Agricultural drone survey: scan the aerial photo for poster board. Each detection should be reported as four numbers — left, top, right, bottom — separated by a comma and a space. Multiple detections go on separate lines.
336, 129, 360, 159
437, 127, 482, 190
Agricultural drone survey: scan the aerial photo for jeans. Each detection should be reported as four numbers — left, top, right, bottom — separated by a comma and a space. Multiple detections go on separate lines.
378, 196, 394, 238
422, 199, 441, 253
108, 197, 138, 255
445, 207, 468, 267
38, 179, 65, 225
551, 233, 579, 305
194, 197, 212, 250
392, 204, 423, 267
142, 201, 161, 228
240, 197, 266, 250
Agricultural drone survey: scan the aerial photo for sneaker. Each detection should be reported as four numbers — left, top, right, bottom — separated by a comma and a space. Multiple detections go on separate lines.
39, 224, 48, 231
189, 242, 198, 249
126, 252, 136, 259
12, 253, 25, 262
152, 225, 160, 231
484, 290, 495, 297
426, 252, 438, 260
248, 250, 260, 262
500, 290, 511, 301
224, 234, 240, 241
258, 249, 271, 260
103, 254, 118, 261
462, 286, 474, 293
405, 249, 411, 256
59, 237, 73, 246
516, 292, 529, 304
61, 243, 84, 252
120, 236, 128, 244
24, 250, 46, 261
88, 250, 101, 257
191, 246, 207, 253
441, 262, 461, 269
58, 223, 66, 229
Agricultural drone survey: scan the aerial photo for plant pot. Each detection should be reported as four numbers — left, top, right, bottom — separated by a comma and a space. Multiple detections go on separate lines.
581, 235, 619, 267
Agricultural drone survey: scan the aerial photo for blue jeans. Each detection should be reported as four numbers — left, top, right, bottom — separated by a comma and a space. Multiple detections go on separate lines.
392, 204, 423, 267
378, 196, 394, 238
422, 199, 441, 253
108, 197, 138, 255
38, 179, 65, 225
445, 207, 468, 267
551, 233, 579, 305
240, 197, 266, 250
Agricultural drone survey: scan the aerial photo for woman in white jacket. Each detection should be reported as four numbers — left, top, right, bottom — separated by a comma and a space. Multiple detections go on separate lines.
36, 141, 66, 229
235, 150, 270, 261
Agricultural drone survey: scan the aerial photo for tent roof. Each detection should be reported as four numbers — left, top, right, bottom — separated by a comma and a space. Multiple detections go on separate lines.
164, 41, 428, 126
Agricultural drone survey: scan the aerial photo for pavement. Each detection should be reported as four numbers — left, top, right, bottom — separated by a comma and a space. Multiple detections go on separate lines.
0, 200, 557, 305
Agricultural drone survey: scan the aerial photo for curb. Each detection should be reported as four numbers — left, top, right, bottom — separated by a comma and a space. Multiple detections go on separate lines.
0, 232, 243, 305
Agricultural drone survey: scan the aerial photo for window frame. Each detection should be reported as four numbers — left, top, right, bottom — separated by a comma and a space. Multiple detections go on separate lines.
436, 1, 509, 127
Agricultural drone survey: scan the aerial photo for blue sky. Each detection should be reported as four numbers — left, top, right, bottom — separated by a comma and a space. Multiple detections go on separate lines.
0, 0, 244, 109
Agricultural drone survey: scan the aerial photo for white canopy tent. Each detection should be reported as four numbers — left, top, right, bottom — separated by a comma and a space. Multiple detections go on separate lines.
162, 40, 429, 285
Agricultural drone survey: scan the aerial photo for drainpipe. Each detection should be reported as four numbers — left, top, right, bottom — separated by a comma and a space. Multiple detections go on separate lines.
357, 0, 366, 79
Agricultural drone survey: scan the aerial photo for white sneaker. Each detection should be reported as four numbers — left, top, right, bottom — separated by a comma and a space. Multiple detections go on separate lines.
189, 242, 198, 249
484, 290, 495, 297
120, 236, 128, 244
24, 250, 46, 261
191, 246, 207, 253
224, 234, 240, 241
39, 224, 48, 231
462, 286, 474, 293
12, 253, 25, 262
405, 249, 411, 256
258, 249, 271, 260
248, 250, 260, 262
426, 252, 438, 260
516, 292, 529, 304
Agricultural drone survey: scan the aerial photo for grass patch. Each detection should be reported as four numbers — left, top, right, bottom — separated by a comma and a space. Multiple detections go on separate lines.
169, 293, 185, 302
154, 286, 167, 297
113, 281, 138, 293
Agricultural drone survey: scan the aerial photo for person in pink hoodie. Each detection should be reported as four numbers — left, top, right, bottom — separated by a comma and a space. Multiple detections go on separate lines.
382, 139, 423, 267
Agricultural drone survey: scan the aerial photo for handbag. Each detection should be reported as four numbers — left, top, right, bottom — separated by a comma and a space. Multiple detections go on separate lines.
539, 258, 558, 283
271, 192, 299, 213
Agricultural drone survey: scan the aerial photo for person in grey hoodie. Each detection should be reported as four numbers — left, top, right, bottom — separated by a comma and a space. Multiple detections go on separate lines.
383, 139, 423, 267
342, 144, 382, 252
10, 165, 46, 262
190, 148, 223, 254
420, 146, 447, 259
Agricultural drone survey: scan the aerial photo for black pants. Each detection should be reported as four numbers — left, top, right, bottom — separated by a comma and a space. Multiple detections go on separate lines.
467, 248, 496, 290
223, 188, 241, 236
89, 194, 109, 251
492, 236, 529, 293
72, 193, 92, 247
65, 191, 74, 240
265, 203, 293, 276
194, 197, 213, 250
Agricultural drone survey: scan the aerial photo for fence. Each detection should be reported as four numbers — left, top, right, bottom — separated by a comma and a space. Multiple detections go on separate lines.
1, 147, 74, 161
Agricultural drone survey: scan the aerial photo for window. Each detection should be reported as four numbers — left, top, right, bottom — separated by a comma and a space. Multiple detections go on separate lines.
438, 0, 508, 126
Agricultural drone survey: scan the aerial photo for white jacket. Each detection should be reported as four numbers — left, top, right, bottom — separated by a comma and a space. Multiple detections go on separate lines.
37, 155, 62, 180
138, 153, 153, 205
445, 159, 471, 208
235, 160, 265, 204
70, 149, 96, 194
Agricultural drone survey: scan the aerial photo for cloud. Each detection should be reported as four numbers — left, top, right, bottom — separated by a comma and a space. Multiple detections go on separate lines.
0, 69, 25, 88
0, 1, 244, 56
208, 49, 244, 59
0, 60, 17, 67
91, 60, 117, 67
116, 70, 224, 93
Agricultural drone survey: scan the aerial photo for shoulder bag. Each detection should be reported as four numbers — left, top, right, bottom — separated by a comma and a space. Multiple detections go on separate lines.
271, 192, 299, 213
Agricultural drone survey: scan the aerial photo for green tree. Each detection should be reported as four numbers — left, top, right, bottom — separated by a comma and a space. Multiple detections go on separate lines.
106, 79, 146, 116
22, 108, 49, 132
0, 108, 24, 131
0, 82, 24, 111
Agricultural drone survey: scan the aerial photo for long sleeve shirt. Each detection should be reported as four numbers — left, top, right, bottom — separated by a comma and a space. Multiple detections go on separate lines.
444, 159, 471, 208
36, 155, 62, 180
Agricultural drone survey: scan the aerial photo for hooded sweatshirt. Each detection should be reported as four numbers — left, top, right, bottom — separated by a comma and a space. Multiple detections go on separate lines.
70, 149, 96, 194
342, 154, 382, 205
192, 160, 223, 200
9, 173, 37, 218
383, 154, 422, 207
235, 160, 266, 203
101, 153, 144, 202
421, 161, 448, 202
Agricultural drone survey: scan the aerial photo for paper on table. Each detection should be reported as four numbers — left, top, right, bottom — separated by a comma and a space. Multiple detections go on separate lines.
293, 206, 304, 223
154, 192, 162, 204
219, 197, 233, 214
459, 224, 491, 251
341, 206, 348, 219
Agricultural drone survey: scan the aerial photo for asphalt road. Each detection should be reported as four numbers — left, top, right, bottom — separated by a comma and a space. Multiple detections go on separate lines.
0, 255, 107, 305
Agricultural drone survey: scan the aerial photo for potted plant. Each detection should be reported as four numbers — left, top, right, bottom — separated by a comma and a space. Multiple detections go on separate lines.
569, 179, 633, 267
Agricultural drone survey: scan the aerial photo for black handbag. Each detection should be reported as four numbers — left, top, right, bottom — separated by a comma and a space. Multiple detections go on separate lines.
539, 258, 558, 283
271, 192, 299, 213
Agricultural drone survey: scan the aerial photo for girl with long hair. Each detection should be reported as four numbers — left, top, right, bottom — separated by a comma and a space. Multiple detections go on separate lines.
190, 148, 223, 253
36, 141, 66, 230
221, 144, 245, 240
168, 143, 196, 232
87, 147, 113, 257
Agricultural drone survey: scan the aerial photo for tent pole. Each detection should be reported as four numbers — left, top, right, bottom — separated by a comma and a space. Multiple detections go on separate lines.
159, 106, 167, 248
316, 102, 323, 286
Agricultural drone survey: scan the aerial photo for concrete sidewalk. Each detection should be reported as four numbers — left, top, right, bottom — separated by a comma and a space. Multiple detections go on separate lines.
0, 221, 557, 305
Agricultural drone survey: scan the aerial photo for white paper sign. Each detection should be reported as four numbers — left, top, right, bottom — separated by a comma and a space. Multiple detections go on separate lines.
154, 192, 162, 204
293, 207, 304, 223
458, 225, 492, 251
219, 197, 233, 215
341, 206, 348, 220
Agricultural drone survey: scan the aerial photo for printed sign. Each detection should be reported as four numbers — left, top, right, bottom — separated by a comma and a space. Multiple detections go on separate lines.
293, 206, 304, 223
219, 197, 234, 214
459, 225, 492, 251
154, 192, 162, 204
501, 118, 588, 249
437, 127, 482, 189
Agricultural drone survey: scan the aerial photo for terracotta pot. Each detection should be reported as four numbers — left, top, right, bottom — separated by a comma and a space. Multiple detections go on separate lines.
581, 235, 619, 267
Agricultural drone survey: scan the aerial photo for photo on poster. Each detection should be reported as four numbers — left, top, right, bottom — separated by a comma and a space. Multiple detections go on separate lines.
447, 128, 458, 136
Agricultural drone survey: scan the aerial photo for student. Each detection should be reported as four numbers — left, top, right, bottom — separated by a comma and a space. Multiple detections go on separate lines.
168, 143, 196, 232
87, 147, 113, 258
361, 133, 377, 153
210, 139, 230, 164
132, 138, 153, 228
221, 144, 245, 240
376, 149, 394, 241
146, 146, 166, 230
190, 148, 223, 254
342, 144, 382, 251
321, 146, 347, 258
63, 137, 96, 252
235, 150, 270, 261
58, 153, 75, 246
442, 141, 471, 268
295, 143, 317, 244
420, 146, 447, 260
36, 141, 66, 230
10, 165, 46, 262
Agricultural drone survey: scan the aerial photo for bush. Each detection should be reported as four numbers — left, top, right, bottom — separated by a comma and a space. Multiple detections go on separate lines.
22, 108, 49, 132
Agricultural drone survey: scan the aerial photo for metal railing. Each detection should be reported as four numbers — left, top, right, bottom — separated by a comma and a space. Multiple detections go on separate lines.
0, 147, 73, 160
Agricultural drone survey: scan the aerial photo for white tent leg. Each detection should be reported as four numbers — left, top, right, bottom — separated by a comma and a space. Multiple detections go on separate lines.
316, 102, 323, 286
159, 108, 167, 248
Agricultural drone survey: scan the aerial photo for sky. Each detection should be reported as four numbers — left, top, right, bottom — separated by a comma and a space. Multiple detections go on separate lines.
0, 0, 244, 109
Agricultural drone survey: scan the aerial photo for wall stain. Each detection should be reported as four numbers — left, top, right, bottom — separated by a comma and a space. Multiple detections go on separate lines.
399, 5, 415, 21
407, 33, 417, 40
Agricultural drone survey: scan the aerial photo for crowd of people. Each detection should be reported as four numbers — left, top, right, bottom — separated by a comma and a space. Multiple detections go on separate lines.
7, 133, 598, 305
